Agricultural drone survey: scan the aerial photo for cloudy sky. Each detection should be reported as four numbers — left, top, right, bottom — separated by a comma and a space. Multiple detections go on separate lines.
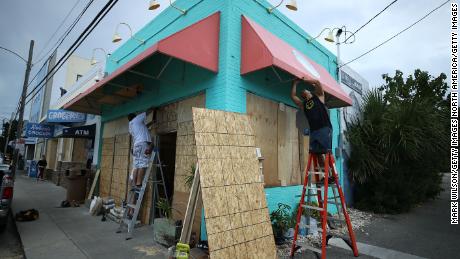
0, 0, 452, 122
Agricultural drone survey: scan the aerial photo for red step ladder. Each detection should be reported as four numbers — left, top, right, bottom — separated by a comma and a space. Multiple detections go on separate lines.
290, 151, 359, 258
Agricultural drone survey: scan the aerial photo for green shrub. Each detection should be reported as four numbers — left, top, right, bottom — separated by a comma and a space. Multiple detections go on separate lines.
346, 70, 449, 213
270, 203, 294, 240
184, 164, 196, 189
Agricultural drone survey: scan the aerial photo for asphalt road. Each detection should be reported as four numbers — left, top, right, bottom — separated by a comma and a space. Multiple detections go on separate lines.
0, 211, 25, 259
356, 173, 460, 259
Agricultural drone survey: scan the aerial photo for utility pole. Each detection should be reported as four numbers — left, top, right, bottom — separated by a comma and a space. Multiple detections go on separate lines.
11, 40, 34, 175
4, 113, 14, 156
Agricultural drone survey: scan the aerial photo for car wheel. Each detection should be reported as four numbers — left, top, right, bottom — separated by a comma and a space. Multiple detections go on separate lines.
0, 209, 10, 232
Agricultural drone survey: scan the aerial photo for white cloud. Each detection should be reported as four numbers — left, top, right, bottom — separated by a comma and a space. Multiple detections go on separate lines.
0, 0, 452, 119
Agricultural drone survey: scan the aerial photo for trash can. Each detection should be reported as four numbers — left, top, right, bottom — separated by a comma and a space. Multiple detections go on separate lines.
66, 168, 88, 203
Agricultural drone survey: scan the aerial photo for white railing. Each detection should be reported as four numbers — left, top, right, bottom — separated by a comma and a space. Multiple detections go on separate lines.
52, 66, 104, 110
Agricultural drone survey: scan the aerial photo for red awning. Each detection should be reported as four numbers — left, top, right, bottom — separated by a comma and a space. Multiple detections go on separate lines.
241, 16, 352, 108
64, 12, 220, 114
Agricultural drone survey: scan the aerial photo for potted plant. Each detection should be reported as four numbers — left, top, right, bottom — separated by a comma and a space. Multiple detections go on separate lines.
183, 164, 196, 189
270, 203, 294, 245
153, 198, 181, 246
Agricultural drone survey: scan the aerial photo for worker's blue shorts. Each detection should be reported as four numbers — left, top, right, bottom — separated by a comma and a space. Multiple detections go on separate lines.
309, 127, 332, 154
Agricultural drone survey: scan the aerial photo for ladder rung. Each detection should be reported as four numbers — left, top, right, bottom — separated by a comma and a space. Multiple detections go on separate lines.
309, 171, 325, 176
295, 242, 322, 254
316, 197, 341, 202
123, 218, 141, 226
315, 182, 338, 187
127, 204, 136, 209
302, 205, 324, 211
298, 217, 345, 226
328, 217, 345, 223
329, 233, 351, 241
298, 223, 321, 229
130, 188, 145, 193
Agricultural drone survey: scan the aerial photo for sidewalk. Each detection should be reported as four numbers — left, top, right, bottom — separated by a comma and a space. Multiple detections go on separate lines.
12, 173, 168, 259
354, 173, 460, 259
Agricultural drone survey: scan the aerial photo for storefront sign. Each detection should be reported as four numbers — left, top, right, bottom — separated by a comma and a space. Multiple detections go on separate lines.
25, 123, 54, 138
341, 70, 363, 95
62, 124, 95, 138
47, 109, 86, 123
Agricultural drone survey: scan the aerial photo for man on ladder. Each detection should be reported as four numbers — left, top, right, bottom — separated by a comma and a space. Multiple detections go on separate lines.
127, 108, 154, 217
291, 77, 331, 156
290, 78, 359, 258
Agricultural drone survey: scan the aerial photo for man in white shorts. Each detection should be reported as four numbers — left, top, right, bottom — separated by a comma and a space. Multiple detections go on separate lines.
128, 109, 153, 189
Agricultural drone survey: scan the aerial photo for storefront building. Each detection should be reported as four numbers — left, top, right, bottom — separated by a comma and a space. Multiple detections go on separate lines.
64, 0, 352, 236
26, 50, 96, 173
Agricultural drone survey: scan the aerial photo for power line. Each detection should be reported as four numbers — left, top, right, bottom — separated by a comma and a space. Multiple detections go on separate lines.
34, 0, 82, 62
26, 0, 96, 98
0, 46, 27, 63
344, 0, 399, 43
26, 56, 52, 92
26, 0, 94, 94
32, 0, 95, 66
340, 0, 450, 68
25, 0, 119, 106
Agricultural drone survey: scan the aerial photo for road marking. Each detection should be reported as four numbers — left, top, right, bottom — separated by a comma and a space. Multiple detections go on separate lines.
329, 238, 428, 259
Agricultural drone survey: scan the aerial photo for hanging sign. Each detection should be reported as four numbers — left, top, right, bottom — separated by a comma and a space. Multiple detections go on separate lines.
47, 109, 86, 123
25, 123, 54, 138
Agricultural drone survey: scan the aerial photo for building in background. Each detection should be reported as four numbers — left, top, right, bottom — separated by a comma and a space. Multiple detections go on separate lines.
47, 65, 103, 171
26, 49, 94, 172
338, 65, 370, 205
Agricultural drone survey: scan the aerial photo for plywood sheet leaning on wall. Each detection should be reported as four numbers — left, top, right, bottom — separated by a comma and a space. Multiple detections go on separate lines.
191, 107, 276, 259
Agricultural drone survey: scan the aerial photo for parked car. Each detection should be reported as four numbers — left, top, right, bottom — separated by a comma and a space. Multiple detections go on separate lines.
0, 163, 13, 231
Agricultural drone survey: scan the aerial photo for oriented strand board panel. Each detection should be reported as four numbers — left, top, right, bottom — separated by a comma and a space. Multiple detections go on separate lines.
246, 93, 279, 186
100, 137, 115, 198
72, 138, 88, 163
247, 93, 303, 186
192, 108, 276, 259
277, 105, 301, 186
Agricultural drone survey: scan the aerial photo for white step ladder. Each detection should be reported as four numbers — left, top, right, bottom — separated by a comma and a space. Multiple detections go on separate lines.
116, 149, 168, 240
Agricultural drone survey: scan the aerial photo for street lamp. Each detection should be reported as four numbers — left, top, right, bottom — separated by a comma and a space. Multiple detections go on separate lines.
308, 26, 356, 162
90, 48, 109, 66
267, 0, 298, 13
148, 0, 160, 10
112, 23, 145, 44
308, 26, 355, 82
148, 0, 187, 14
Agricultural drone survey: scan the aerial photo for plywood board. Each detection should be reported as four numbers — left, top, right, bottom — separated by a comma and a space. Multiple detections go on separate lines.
191, 107, 276, 259
246, 93, 279, 186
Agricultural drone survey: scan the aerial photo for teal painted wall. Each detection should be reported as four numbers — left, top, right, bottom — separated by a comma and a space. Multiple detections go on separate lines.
102, 0, 226, 122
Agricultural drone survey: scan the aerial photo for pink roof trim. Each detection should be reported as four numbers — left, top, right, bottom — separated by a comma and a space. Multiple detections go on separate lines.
241, 16, 352, 107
